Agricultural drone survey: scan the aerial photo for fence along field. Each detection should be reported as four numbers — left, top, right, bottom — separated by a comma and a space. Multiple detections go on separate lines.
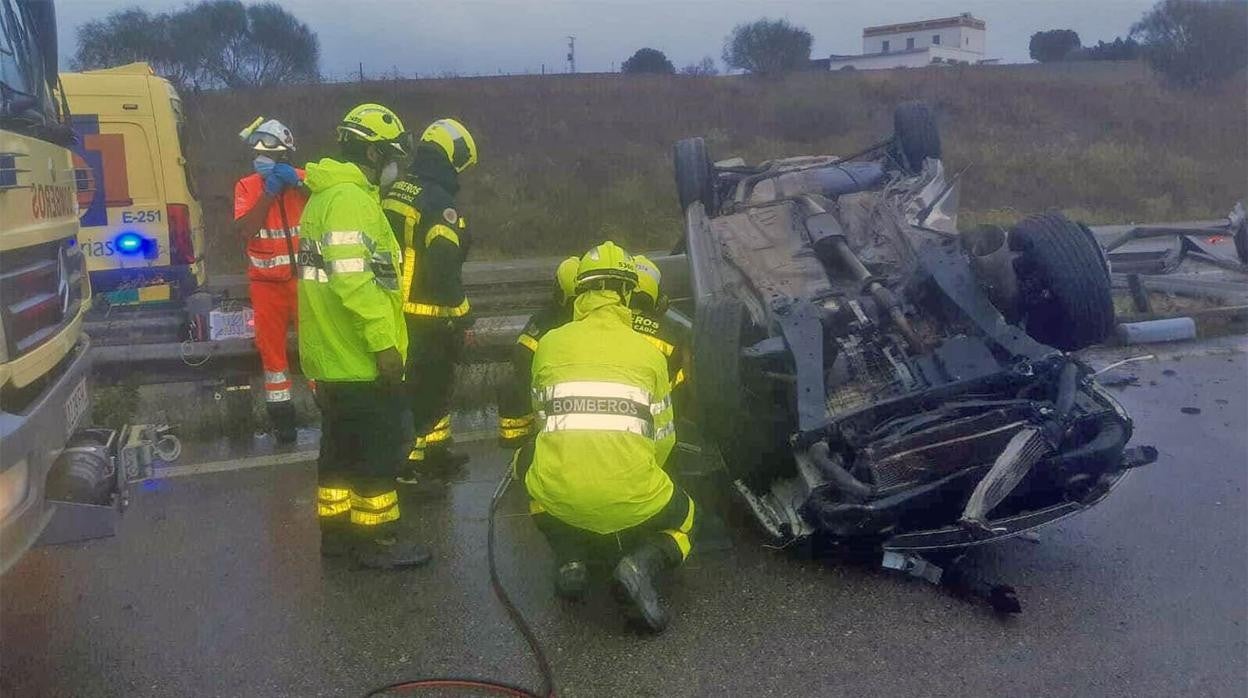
186, 61, 1248, 275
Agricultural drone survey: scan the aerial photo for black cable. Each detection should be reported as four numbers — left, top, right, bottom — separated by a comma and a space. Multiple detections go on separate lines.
363, 469, 557, 698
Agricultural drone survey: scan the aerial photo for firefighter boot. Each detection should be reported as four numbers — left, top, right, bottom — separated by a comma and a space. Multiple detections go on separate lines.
353, 530, 433, 570
320, 520, 354, 557
268, 401, 298, 445
554, 561, 589, 601
611, 542, 674, 632
425, 443, 470, 480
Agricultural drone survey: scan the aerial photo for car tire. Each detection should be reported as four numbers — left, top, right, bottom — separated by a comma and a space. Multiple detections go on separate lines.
692, 299, 772, 486
893, 101, 941, 174
674, 137, 715, 216
1009, 212, 1115, 351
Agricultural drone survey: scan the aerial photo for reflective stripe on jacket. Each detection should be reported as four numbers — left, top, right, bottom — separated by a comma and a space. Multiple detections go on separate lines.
234, 171, 307, 282
296, 158, 407, 382
524, 290, 676, 534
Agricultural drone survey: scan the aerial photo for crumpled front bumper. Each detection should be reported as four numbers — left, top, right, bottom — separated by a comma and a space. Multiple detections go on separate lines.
882, 444, 1158, 552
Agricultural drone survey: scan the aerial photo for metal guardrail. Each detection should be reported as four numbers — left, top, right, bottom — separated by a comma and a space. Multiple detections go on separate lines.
86, 217, 1244, 382
88, 253, 690, 381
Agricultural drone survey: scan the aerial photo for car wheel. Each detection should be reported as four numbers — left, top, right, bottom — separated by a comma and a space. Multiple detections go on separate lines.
1009, 212, 1116, 351
692, 299, 773, 486
674, 137, 715, 216
893, 101, 941, 174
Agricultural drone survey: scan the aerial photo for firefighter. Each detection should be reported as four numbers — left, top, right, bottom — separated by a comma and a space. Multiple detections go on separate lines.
629, 255, 687, 395
496, 256, 579, 448
521, 241, 694, 633
298, 103, 430, 569
233, 118, 307, 444
380, 118, 479, 484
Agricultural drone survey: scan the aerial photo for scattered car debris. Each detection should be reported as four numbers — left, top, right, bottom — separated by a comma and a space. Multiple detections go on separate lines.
1117, 317, 1197, 345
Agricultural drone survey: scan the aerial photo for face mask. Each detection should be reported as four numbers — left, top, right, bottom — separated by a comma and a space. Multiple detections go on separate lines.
253, 155, 276, 177
379, 161, 400, 189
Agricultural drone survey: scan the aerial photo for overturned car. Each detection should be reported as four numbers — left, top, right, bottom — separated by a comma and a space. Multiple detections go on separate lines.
674, 103, 1157, 605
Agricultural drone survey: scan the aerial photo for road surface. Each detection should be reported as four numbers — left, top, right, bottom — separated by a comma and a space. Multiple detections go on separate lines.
2, 347, 1246, 697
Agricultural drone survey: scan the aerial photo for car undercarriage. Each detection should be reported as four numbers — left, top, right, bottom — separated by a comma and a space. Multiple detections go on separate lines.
674, 102, 1158, 611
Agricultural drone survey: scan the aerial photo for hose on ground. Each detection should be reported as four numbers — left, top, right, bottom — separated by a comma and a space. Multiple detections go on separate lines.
362, 468, 556, 697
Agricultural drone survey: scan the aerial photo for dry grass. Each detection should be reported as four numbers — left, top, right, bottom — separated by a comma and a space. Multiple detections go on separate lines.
186, 61, 1248, 275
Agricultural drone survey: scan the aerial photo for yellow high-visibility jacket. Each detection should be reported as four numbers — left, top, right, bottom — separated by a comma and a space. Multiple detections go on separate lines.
525, 290, 676, 534
296, 158, 407, 381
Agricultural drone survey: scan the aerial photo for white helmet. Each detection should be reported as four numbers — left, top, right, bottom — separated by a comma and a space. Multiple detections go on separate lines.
240, 117, 296, 152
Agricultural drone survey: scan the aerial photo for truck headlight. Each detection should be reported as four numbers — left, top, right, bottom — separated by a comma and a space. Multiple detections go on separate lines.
0, 456, 30, 521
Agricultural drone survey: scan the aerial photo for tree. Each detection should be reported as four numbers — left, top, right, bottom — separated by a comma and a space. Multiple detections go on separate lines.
1071, 37, 1142, 61
621, 48, 675, 74
1131, 0, 1248, 88
722, 18, 813, 74
680, 56, 719, 76
73, 0, 319, 90
1028, 29, 1082, 62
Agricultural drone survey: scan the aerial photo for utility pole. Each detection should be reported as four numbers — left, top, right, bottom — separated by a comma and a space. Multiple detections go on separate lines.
566, 36, 576, 74
358, 62, 364, 83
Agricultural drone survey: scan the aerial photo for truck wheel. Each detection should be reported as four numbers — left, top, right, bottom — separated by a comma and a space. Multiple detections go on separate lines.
692, 299, 772, 486
1010, 212, 1115, 351
893, 101, 941, 174
674, 137, 716, 216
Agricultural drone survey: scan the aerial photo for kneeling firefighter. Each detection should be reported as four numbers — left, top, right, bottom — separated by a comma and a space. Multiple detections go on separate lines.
381, 118, 479, 484
496, 256, 579, 449
629, 254, 687, 399
298, 103, 430, 568
521, 241, 695, 632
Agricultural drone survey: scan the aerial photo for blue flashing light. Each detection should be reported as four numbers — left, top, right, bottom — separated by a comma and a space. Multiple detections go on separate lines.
115, 232, 145, 254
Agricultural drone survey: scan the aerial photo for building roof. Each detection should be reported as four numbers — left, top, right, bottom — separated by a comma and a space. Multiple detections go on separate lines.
863, 13, 985, 37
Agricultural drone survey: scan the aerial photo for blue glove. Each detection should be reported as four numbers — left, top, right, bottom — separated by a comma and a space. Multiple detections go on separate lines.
264, 163, 300, 195
273, 163, 300, 186
263, 173, 284, 196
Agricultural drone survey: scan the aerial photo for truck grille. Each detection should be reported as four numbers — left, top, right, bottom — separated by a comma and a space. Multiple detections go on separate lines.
0, 236, 85, 359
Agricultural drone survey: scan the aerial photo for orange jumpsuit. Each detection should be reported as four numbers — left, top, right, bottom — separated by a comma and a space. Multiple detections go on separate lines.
233, 172, 307, 408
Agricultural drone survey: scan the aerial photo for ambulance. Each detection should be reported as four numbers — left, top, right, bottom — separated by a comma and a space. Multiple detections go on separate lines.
60, 62, 206, 304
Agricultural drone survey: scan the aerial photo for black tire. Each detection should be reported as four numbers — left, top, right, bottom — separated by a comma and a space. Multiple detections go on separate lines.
893, 101, 941, 174
692, 299, 772, 485
1009, 212, 1115, 351
674, 137, 715, 216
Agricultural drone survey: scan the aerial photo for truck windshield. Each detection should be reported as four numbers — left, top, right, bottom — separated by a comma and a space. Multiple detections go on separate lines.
0, 0, 59, 132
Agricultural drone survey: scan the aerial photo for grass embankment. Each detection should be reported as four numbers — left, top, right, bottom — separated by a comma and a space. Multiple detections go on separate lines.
187, 61, 1247, 275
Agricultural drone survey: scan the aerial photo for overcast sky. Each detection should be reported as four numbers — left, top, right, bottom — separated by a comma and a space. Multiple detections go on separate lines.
57, 0, 1158, 78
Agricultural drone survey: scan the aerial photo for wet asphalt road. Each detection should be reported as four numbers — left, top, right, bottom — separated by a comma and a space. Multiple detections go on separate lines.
2, 346, 1246, 697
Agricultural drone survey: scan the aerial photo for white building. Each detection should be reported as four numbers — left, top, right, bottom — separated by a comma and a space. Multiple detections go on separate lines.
828, 13, 989, 71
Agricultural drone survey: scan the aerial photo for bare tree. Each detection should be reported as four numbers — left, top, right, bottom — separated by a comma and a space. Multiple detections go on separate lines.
680, 56, 719, 76
73, 0, 318, 90
722, 18, 812, 75
1131, 0, 1248, 88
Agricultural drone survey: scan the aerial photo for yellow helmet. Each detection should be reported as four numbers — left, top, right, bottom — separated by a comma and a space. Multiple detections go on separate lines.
632, 254, 661, 306
337, 103, 410, 157
421, 118, 478, 173
575, 241, 637, 293
555, 256, 579, 303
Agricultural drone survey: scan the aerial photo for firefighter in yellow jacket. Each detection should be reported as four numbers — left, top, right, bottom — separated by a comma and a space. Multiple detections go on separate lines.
496, 256, 579, 448
298, 103, 430, 569
381, 118, 478, 484
521, 241, 693, 633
